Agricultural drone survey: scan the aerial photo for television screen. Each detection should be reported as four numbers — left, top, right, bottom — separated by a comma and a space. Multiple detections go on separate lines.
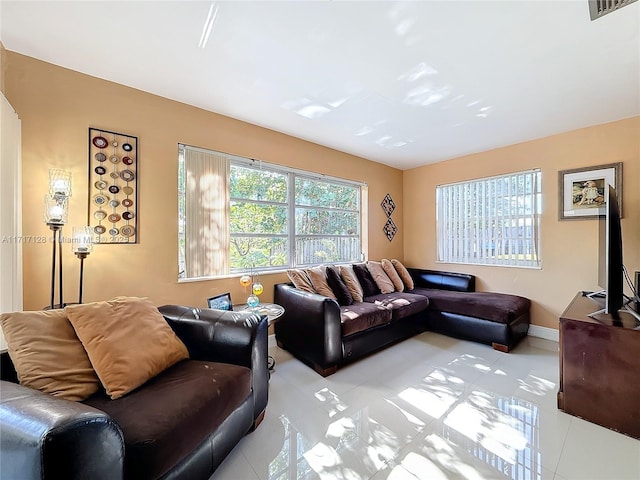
597, 185, 624, 315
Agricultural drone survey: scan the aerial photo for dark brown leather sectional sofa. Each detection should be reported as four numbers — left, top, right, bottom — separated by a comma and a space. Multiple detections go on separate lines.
274, 267, 530, 376
0, 307, 269, 480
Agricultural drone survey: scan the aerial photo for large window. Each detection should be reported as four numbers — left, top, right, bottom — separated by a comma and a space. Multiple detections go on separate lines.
436, 169, 542, 268
178, 145, 365, 279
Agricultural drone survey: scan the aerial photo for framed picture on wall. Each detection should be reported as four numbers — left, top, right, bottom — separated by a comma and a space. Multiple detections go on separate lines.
558, 162, 622, 220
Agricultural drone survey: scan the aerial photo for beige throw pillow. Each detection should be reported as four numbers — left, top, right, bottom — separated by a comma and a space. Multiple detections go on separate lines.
339, 265, 364, 302
381, 258, 404, 292
305, 266, 338, 300
391, 259, 414, 290
0, 309, 100, 401
367, 261, 395, 294
286, 269, 315, 293
65, 297, 189, 400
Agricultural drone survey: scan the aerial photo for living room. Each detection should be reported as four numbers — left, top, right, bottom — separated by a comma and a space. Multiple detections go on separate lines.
1, 1, 639, 479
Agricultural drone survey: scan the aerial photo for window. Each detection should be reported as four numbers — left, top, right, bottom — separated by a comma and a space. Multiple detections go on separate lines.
178, 145, 365, 279
436, 169, 541, 268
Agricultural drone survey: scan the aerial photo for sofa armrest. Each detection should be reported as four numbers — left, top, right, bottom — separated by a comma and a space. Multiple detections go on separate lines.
158, 305, 269, 421
407, 268, 476, 292
273, 283, 342, 372
0, 381, 124, 480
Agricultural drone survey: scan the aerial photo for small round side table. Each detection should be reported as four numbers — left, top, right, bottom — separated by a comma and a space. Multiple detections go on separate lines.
233, 302, 284, 374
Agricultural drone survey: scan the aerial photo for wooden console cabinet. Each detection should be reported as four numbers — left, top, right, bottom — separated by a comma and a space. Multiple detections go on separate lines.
558, 292, 640, 439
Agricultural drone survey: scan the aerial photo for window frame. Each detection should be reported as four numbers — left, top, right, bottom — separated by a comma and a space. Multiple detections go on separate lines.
178, 145, 366, 280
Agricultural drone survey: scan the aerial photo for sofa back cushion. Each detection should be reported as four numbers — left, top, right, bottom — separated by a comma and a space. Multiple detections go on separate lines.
391, 259, 414, 290
66, 297, 189, 400
306, 266, 337, 300
353, 263, 381, 297
367, 261, 395, 294
326, 266, 353, 306
0, 309, 100, 401
286, 269, 315, 293
381, 258, 404, 292
339, 265, 364, 302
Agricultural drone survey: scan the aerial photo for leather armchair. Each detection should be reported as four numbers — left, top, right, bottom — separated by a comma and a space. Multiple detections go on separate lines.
0, 306, 268, 480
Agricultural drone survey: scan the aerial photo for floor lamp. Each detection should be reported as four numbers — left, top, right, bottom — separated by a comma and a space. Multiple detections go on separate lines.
44, 169, 71, 309
72, 226, 93, 304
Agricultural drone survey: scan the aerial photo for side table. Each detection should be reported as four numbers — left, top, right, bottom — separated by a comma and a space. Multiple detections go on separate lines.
233, 302, 284, 374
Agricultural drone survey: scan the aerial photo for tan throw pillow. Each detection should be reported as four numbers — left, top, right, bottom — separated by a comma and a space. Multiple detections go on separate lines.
305, 266, 337, 300
0, 309, 100, 401
65, 297, 189, 400
391, 259, 414, 290
286, 269, 315, 293
381, 258, 404, 292
339, 264, 364, 302
367, 261, 395, 294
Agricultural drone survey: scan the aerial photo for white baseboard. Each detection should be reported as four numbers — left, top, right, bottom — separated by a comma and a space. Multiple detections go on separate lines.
528, 325, 559, 343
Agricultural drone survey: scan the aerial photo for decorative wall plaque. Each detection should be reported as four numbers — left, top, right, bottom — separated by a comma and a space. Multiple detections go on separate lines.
88, 128, 138, 244
383, 218, 397, 242
381, 193, 396, 217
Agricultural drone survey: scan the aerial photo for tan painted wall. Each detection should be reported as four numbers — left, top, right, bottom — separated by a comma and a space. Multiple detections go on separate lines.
404, 117, 640, 329
5, 52, 404, 310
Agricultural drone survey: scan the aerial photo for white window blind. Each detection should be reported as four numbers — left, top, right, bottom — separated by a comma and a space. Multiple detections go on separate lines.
436, 169, 541, 268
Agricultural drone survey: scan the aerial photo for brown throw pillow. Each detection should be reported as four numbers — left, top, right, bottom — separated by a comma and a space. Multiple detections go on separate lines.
382, 258, 404, 292
392, 259, 414, 290
367, 261, 395, 294
287, 269, 315, 293
305, 266, 337, 300
339, 265, 364, 302
0, 309, 100, 401
326, 266, 353, 306
353, 263, 381, 298
65, 297, 189, 400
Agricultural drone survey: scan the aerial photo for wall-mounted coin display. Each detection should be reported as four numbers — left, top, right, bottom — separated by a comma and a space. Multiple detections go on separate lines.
92, 136, 108, 148
89, 128, 138, 244
120, 225, 135, 237
93, 194, 108, 206
120, 170, 135, 182
94, 210, 107, 221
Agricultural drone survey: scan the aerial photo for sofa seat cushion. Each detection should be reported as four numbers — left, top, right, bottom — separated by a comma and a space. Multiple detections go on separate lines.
340, 302, 392, 337
410, 288, 530, 324
364, 292, 430, 321
83, 359, 251, 480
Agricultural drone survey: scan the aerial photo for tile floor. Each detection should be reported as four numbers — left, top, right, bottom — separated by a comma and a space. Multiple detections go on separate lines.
211, 333, 640, 480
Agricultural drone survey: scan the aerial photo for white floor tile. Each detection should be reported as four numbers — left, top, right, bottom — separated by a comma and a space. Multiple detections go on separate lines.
212, 334, 640, 480
555, 416, 640, 479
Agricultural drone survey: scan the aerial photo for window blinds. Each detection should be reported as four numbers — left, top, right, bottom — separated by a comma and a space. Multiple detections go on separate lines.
436, 169, 541, 268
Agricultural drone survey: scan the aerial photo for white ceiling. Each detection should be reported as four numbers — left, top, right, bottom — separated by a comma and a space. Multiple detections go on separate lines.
1, 1, 638, 170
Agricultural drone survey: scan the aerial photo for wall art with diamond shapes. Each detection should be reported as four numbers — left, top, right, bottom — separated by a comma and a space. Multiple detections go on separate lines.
381, 193, 396, 217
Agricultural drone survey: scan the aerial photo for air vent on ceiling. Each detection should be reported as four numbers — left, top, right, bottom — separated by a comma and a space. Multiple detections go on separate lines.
589, 0, 638, 20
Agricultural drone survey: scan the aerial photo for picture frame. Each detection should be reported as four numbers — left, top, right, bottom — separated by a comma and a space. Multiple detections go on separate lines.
207, 292, 233, 311
558, 162, 622, 220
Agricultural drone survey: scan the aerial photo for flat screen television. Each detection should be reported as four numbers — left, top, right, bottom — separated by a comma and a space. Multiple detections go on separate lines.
590, 185, 624, 316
